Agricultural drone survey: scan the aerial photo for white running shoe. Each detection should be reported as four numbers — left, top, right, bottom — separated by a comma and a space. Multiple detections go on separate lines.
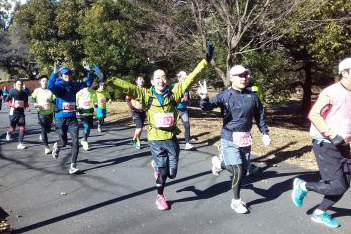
6, 131, 11, 141
17, 143, 26, 150
39, 134, 42, 141
44, 146, 52, 154
211, 156, 222, 176
230, 198, 249, 214
184, 143, 194, 150
69, 163, 79, 174
97, 125, 102, 132
81, 140, 89, 151
52, 142, 59, 159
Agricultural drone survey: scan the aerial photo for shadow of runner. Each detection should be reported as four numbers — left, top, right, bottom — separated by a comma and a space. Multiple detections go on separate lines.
12, 170, 211, 234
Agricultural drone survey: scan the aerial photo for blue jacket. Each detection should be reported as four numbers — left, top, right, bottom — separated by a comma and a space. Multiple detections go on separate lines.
48, 72, 94, 118
200, 87, 268, 141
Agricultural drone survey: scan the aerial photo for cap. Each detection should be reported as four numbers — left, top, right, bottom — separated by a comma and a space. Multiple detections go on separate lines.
60, 67, 72, 75
338, 58, 351, 74
177, 71, 187, 78
229, 65, 251, 76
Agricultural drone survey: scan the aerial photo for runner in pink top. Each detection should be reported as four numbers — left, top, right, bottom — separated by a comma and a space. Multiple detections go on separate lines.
291, 57, 351, 228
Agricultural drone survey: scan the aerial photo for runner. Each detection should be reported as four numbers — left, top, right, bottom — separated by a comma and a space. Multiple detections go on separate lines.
48, 63, 97, 174
198, 64, 271, 214
2, 86, 8, 103
125, 76, 147, 150
291, 57, 351, 228
95, 82, 111, 132
111, 43, 213, 210
5, 80, 29, 149
175, 71, 194, 150
76, 85, 98, 151
32, 77, 55, 154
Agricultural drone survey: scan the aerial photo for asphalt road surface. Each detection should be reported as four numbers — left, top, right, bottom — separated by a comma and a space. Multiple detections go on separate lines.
0, 106, 350, 234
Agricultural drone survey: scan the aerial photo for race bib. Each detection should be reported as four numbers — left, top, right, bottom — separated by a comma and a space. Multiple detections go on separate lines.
80, 100, 91, 108
38, 99, 49, 110
232, 132, 252, 147
62, 102, 76, 112
154, 112, 174, 128
98, 98, 106, 105
14, 100, 24, 108
9, 107, 14, 116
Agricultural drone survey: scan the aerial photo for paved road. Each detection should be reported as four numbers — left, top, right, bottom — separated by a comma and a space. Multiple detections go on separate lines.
0, 107, 350, 234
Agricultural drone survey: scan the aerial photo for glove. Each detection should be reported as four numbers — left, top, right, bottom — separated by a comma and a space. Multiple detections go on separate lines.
197, 80, 208, 99
262, 134, 271, 147
206, 41, 214, 62
329, 135, 346, 146
82, 61, 91, 71
92, 64, 104, 83
53, 62, 60, 75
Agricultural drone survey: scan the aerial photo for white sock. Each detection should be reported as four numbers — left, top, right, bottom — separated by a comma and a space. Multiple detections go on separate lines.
314, 209, 324, 215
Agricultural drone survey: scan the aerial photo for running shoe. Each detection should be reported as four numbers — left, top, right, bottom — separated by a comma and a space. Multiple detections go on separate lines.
211, 156, 222, 176
6, 131, 11, 141
97, 125, 102, 132
311, 211, 340, 228
156, 195, 169, 210
44, 146, 52, 154
230, 198, 249, 214
131, 139, 136, 147
69, 163, 79, 174
52, 142, 59, 159
39, 134, 42, 141
81, 140, 89, 151
17, 143, 26, 150
151, 160, 160, 179
184, 143, 194, 150
292, 178, 307, 208
248, 164, 260, 175
135, 140, 141, 150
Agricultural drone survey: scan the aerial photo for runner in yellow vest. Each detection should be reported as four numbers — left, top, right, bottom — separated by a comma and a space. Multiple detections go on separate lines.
110, 43, 213, 210
76, 87, 98, 150
95, 82, 111, 132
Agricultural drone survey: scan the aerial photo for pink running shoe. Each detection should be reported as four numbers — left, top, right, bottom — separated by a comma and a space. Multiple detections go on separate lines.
156, 195, 169, 210
151, 160, 160, 179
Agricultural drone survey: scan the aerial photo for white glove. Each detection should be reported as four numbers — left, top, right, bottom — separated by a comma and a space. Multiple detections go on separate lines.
82, 61, 91, 71
197, 80, 208, 99
262, 134, 271, 147
53, 62, 60, 75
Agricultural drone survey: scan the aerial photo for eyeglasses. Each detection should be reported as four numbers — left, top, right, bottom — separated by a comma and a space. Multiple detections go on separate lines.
230, 73, 248, 78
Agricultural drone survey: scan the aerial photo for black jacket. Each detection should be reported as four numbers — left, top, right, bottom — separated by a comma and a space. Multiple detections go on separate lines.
200, 87, 268, 141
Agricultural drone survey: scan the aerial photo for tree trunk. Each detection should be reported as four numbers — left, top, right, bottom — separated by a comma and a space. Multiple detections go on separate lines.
301, 61, 312, 118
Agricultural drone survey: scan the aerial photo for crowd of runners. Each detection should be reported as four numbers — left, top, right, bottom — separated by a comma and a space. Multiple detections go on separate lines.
1, 43, 351, 229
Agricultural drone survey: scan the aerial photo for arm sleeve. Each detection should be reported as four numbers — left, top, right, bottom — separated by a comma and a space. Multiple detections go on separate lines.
112, 78, 145, 101
200, 93, 223, 111
308, 93, 336, 138
172, 59, 208, 101
48, 73, 62, 96
253, 95, 269, 134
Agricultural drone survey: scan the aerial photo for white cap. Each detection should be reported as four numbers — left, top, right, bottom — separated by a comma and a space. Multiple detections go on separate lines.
339, 58, 351, 74
229, 65, 251, 76
177, 71, 187, 78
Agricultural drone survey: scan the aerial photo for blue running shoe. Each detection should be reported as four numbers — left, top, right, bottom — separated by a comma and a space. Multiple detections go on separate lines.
292, 178, 307, 207
311, 211, 340, 228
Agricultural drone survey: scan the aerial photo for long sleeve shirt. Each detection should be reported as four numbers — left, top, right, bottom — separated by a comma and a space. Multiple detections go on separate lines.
200, 88, 268, 141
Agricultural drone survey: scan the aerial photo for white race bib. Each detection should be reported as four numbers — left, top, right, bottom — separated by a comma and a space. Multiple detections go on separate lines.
154, 112, 174, 128
62, 102, 76, 112
14, 100, 24, 108
80, 100, 91, 108
232, 132, 252, 147
38, 99, 49, 110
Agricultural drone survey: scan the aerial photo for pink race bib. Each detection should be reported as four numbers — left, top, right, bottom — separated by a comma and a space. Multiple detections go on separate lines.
232, 132, 252, 147
14, 100, 24, 108
62, 102, 75, 112
154, 112, 174, 128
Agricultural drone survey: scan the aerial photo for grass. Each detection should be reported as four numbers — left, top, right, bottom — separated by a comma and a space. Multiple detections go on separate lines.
106, 96, 317, 171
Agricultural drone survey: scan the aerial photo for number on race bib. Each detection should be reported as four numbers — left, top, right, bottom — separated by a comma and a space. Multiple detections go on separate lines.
154, 112, 175, 128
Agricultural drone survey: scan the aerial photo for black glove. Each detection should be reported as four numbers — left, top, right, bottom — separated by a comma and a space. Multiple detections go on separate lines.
329, 135, 346, 146
206, 41, 214, 62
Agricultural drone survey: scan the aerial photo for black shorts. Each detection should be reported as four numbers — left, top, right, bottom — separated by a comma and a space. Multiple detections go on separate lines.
38, 114, 53, 131
9, 114, 25, 127
132, 111, 146, 128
